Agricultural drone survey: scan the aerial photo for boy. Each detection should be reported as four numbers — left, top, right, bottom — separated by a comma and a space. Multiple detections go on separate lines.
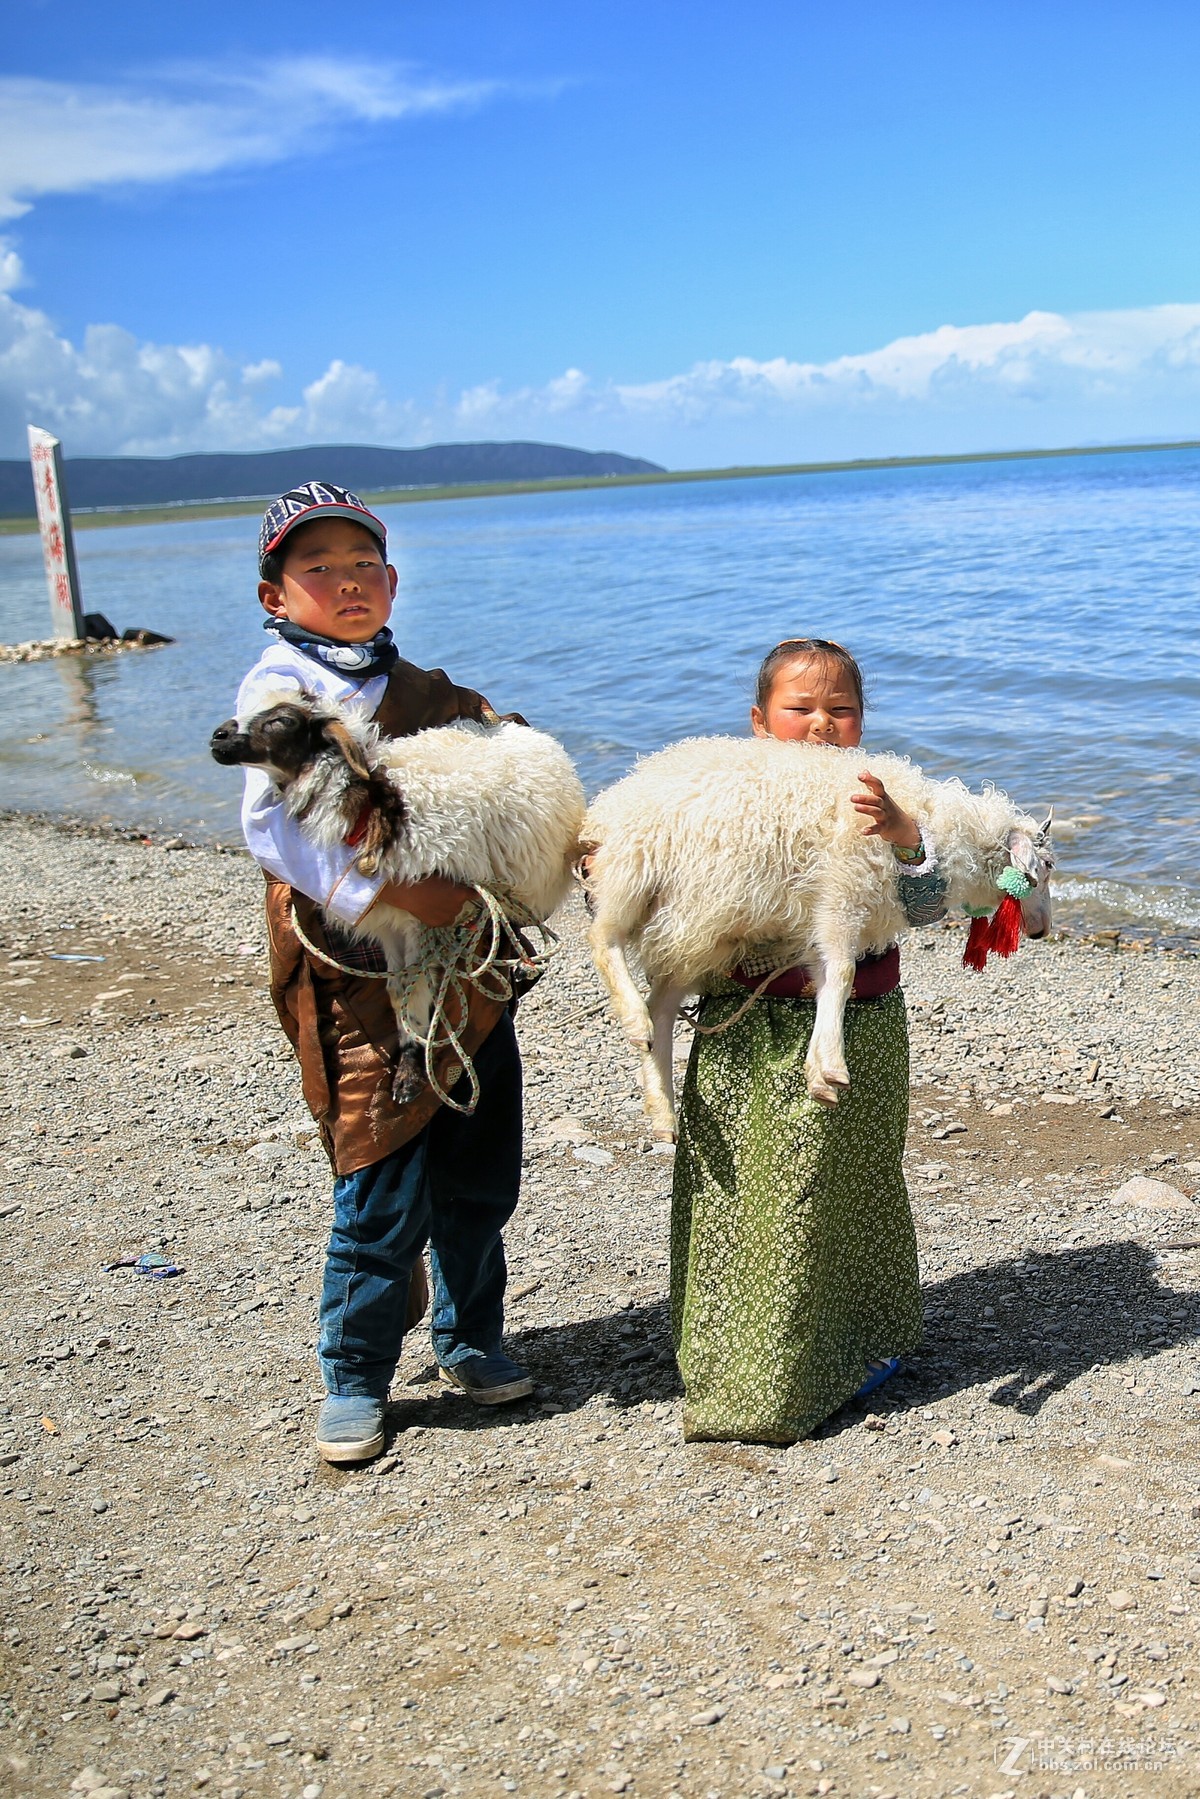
236, 481, 532, 1464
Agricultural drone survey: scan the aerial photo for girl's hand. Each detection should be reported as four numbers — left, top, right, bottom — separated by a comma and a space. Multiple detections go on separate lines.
852, 773, 922, 850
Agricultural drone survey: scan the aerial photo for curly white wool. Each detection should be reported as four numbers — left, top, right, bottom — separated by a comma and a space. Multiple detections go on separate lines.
582, 734, 1052, 1138
285, 705, 586, 935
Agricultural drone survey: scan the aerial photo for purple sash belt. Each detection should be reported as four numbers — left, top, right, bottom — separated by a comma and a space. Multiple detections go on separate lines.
728, 943, 901, 1002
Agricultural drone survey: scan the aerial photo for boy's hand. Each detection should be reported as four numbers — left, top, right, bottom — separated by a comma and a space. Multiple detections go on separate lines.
374, 875, 477, 927
852, 773, 922, 850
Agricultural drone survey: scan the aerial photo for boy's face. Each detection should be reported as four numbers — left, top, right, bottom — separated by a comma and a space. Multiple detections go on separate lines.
258, 518, 397, 643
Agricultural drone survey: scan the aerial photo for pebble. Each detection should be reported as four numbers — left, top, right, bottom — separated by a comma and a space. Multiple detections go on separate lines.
1108, 1590, 1138, 1612
1114, 1176, 1192, 1209
543, 1118, 591, 1143
572, 1145, 614, 1166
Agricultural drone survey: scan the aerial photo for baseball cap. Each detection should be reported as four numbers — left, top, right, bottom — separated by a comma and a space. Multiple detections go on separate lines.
259, 481, 387, 576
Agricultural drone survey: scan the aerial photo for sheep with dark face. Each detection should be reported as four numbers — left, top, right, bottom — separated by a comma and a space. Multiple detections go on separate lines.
212, 691, 585, 1098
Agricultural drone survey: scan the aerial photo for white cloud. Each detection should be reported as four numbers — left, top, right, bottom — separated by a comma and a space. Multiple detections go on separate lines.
0, 58, 508, 220
240, 358, 283, 388
441, 306, 1200, 463
0, 239, 24, 294
0, 280, 427, 455
7, 297, 1200, 463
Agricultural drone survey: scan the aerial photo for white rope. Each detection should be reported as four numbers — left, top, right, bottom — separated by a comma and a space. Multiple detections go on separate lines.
289, 908, 391, 978
682, 963, 798, 1035
291, 888, 558, 1115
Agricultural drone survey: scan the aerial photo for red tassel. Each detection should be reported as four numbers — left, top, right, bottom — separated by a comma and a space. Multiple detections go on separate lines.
987, 892, 1024, 960
963, 914, 991, 971
963, 894, 1025, 970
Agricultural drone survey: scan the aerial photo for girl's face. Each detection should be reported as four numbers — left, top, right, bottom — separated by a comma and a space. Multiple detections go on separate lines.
751, 655, 864, 747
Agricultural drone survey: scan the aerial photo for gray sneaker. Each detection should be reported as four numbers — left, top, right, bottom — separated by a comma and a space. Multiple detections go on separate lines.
315, 1394, 385, 1463
437, 1352, 534, 1406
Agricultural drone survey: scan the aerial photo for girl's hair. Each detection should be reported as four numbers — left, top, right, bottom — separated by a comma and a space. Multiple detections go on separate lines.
755, 637, 865, 713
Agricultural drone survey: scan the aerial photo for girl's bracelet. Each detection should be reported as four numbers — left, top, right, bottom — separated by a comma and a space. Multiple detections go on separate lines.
892, 837, 925, 865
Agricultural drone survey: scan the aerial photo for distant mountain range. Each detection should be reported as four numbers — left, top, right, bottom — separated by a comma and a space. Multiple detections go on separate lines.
0, 440, 665, 516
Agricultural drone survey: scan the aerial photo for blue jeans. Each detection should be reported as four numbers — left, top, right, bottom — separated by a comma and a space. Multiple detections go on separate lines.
317, 1013, 523, 1398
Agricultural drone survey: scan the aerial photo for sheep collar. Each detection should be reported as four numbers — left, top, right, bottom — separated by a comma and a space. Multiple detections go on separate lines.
963, 866, 1033, 971
344, 800, 374, 850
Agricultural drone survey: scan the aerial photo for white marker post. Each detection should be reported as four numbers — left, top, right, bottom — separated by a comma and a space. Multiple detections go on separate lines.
28, 425, 85, 641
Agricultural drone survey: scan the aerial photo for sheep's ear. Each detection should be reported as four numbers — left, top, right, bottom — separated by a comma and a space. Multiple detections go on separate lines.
1036, 807, 1054, 845
1007, 828, 1039, 879
356, 810, 390, 877
321, 718, 373, 783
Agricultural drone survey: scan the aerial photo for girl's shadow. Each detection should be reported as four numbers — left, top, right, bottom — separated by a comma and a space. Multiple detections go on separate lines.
502, 1238, 1200, 1431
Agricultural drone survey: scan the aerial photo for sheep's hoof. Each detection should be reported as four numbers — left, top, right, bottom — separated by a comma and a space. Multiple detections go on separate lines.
651, 1127, 678, 1145
807, 1073, 849, 1108
391, 1048, 426, 1106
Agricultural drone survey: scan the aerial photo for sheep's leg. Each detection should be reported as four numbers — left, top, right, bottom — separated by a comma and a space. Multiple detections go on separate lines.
804, 950, 856, 1107
643, 979, 688, 1143
590, 918, 670, 1130
383, 949, 433, 1106
590, 920, 654, 1051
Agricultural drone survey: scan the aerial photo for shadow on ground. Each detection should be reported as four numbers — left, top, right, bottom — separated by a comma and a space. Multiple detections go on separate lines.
376, 1239, 1200, 1449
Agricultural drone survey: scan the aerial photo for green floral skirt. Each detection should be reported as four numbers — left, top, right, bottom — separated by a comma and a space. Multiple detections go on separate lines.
671, 983, 921, 1443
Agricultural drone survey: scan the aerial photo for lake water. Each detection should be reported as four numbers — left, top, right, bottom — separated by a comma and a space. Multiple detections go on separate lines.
1, 451, 1197, 940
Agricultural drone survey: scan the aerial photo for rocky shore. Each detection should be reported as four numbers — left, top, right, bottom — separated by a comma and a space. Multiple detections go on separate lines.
2, 816, 1199, 1799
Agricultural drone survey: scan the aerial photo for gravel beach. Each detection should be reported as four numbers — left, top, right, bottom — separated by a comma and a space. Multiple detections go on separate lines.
2, 815, 1199, 1799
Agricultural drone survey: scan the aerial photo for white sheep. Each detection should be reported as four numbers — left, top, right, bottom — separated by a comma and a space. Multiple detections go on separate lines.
211, 692, 585, 1097
582, 735, 1053, 1139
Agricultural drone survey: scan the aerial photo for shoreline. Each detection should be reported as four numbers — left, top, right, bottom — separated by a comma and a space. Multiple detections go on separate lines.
3, 434, 1200, 537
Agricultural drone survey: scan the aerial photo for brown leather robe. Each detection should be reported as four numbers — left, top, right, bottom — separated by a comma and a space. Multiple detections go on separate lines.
263, 660, 519, 1325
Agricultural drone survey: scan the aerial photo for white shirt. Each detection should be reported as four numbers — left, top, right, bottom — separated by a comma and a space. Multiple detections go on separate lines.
235, 636, 389, 925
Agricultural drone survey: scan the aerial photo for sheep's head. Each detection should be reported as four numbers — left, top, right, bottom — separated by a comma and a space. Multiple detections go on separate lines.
1006, 811, 1055, 940
210, 698, 372, 787
210, 695, 407, 872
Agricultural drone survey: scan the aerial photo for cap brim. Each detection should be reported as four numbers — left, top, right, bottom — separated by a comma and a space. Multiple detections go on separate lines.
261, 503, 387, 561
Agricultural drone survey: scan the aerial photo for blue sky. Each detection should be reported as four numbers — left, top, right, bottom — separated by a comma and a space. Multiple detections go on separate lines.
4, 2, 1200, 464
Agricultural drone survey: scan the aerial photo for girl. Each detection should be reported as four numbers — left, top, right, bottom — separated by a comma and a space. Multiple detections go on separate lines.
671, 638, 946, 1443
